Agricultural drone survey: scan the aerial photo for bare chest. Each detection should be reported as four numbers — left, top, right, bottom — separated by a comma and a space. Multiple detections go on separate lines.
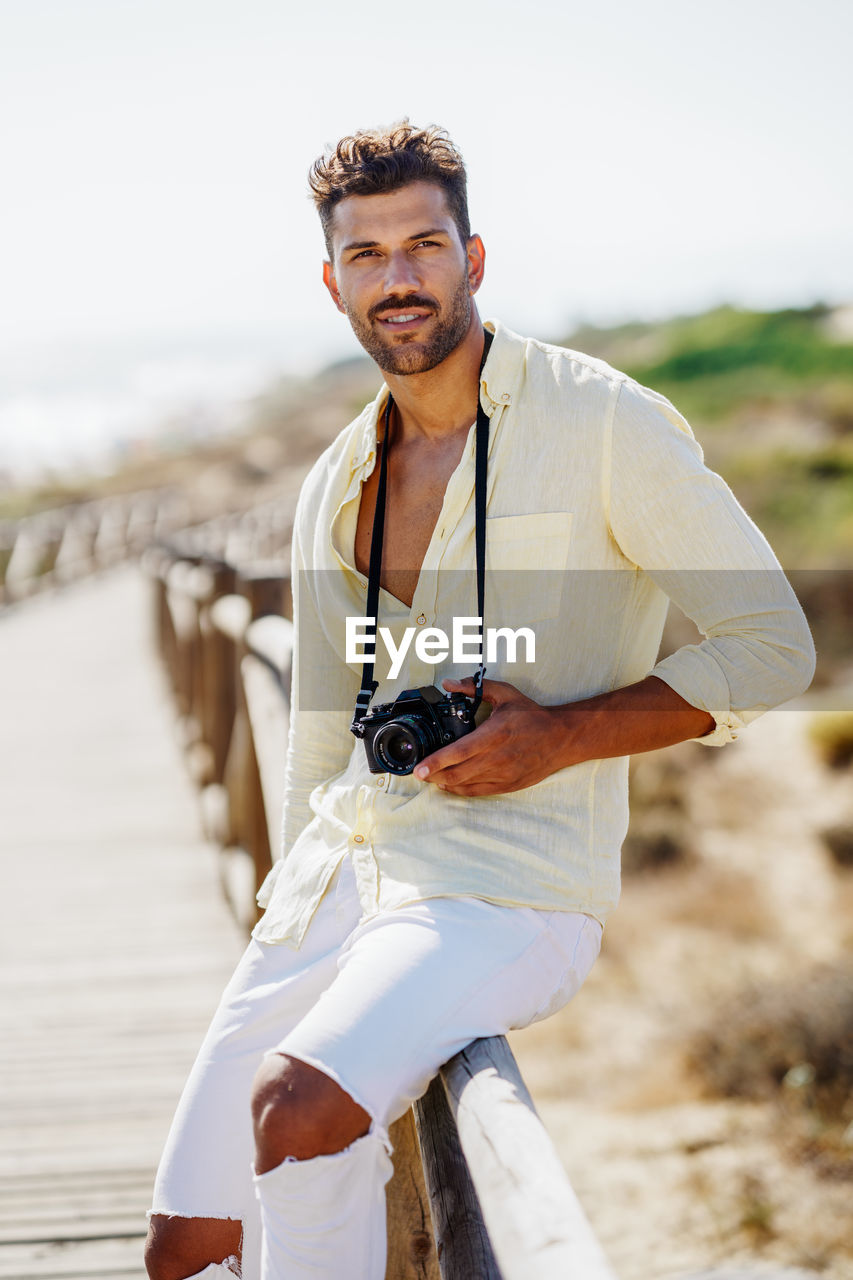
354, 432, 469, 608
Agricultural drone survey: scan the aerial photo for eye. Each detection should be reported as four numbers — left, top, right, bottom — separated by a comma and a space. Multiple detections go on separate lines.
414, 239, 441, 250
352, 249, 379, 260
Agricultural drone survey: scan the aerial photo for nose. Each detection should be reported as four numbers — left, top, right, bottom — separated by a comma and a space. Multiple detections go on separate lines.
382, 249, 420, 295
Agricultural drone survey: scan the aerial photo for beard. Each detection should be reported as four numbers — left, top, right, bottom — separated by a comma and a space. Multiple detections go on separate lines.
342, 274, 472, 376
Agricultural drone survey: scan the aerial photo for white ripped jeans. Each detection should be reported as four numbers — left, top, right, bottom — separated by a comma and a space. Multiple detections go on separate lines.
149, 855, 602, 1279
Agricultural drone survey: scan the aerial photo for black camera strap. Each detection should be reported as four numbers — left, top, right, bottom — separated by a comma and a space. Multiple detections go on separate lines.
351, 327, 493, 735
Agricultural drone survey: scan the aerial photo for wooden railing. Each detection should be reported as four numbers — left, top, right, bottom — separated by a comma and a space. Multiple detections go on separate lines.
0, 488, 190, 605
146, 531, 617, 1280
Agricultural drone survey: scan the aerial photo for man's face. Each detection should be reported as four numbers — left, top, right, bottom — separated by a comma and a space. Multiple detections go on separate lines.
322, 181, 483, 376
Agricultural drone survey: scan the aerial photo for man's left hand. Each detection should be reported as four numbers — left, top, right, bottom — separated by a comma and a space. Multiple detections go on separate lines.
413, 677, 566, 796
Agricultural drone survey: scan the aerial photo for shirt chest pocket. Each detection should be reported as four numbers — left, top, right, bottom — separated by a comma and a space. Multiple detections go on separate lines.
485, 512, 573, 622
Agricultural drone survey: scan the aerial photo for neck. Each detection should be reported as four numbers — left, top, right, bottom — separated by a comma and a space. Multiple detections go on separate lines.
382, 308, 485, 443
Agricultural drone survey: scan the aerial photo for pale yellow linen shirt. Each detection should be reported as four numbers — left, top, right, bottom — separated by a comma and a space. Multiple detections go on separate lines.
253, 320, 815, 947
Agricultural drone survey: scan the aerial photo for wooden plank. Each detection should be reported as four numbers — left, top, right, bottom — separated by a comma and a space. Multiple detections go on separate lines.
0, 568, 245, 1280
0, 1234, 144, 1279
0, 1217, 144, 1246
440, 1038, 617, 1280
0, 1200, 149, 1231
414, 1075, 501, 1280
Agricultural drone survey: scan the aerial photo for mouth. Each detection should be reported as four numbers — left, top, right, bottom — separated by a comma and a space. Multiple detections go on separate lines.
373, 306, 435, 334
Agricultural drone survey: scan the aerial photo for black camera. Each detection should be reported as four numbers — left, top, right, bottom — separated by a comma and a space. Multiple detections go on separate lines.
355, 685, 477, 775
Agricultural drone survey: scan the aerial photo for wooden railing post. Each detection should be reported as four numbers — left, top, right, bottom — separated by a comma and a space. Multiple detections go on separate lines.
384, 1109, 441, 1280
181, 563, 217, 784
241, 563, 292, 621
54, 509, 98, 583
201, 560, 239, 784
164, 558, 201, 720
0, 521, 15, 604
206, 590, 252, 921
235, 565, 289, 908
149, 546, 179, 696
3, 522, 45, 599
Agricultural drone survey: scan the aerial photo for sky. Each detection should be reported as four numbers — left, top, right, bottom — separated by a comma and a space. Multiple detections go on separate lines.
1, 0, 852, 477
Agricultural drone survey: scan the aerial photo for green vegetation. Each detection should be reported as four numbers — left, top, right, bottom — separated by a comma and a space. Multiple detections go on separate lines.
566, 303, 853, 566
567, 303, 853, 424
639, 307, 852, 412
725, 442, 853, 566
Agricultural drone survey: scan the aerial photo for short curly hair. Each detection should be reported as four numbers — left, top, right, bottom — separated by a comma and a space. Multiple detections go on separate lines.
309, 121, 470, 260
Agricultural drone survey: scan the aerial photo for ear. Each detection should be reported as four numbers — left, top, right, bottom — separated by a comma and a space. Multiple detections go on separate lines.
466, 234, 486, 296
322, 260, 346, 313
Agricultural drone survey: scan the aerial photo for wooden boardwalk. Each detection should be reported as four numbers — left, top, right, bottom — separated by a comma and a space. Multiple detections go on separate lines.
0, 568, 245, 1279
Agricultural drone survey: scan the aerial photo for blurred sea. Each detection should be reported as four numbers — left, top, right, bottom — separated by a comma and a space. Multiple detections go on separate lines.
0, 336, 315, 486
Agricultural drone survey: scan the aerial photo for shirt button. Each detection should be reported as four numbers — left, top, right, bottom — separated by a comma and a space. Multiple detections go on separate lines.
500, 392, 510, 402
416, 613, 426, 625
353, 834, 365, 844
376, 776, 386, 788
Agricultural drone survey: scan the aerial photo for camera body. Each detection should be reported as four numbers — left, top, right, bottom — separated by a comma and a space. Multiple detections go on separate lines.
356, 684, 477, 775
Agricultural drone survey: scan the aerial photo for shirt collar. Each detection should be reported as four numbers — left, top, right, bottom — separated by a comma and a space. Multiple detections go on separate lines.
348, 318, 522, 477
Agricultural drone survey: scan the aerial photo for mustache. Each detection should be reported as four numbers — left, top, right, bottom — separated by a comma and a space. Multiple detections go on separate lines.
368, 295, 437, 322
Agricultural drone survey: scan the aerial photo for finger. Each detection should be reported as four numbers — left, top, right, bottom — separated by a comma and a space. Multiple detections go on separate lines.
437, 777, 510, 797
419, 738, 511, 788
477, 678, 518, 705
440, 676, 476, 694
442, 676, 517, 706
425, 759, 486, 787
414, 735, 481, 780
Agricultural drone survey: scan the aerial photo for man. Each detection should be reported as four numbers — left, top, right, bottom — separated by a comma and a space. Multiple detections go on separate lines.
145, 122, 815, 1280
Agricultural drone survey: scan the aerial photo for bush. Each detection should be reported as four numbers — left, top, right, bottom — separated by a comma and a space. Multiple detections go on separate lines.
809, 712, 853, 769
623, 750, 697, 874
685, 960, 853, 1124
819, 823, 853, 869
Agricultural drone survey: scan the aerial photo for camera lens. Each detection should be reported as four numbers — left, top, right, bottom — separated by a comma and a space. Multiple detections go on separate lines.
373, 716, 435, 775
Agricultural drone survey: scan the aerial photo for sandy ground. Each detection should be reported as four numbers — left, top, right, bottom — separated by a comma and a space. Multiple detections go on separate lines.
510, 704, 853, 1280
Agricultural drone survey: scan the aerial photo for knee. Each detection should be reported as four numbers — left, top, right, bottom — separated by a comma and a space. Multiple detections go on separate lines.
145, 1214, 241, 1280
251, 1053, 370, 1171
144, 1219, 178, 1280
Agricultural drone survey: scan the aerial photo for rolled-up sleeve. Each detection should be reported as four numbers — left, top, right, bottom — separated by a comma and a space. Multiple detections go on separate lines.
606, 379, 816, 744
